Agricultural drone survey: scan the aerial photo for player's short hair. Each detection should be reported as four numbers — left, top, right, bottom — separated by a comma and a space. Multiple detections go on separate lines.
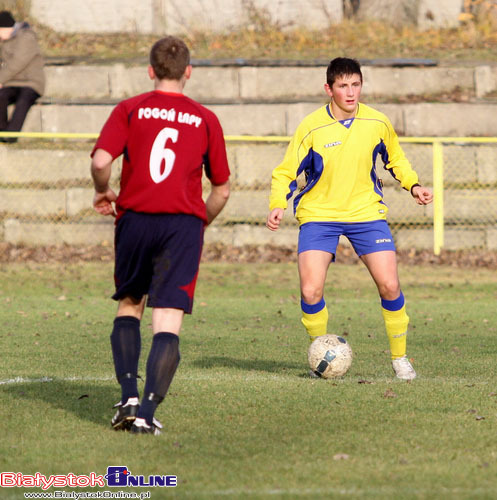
326, 57, 362, 86
150, 36, 190, 81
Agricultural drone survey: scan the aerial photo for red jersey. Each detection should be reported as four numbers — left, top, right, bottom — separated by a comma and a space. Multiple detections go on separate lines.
92, 91, 230, 222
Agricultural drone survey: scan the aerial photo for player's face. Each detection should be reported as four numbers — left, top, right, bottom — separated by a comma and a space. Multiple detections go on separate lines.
325, 73, 362, 120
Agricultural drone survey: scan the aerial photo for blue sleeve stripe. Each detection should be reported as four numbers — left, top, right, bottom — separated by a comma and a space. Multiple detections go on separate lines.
381, 291, 405, 311
371, 141, 390, 204
283, 138, 314, 203
372, 139, 400, 184
370, 162, 383, 198
285, 179, 299, 201
293, 148, 324, 214
301, 297, 326, 314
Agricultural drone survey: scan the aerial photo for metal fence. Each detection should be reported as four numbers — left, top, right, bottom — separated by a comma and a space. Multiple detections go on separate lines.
0, 133, 496, 254
399, 137, 497, 254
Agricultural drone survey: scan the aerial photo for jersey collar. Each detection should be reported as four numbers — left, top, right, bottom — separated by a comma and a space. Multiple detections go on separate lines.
154, 90, 184, 97
326, 103, 360, 128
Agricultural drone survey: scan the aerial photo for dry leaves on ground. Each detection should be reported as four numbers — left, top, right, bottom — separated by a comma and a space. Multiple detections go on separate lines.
2, 242, 497, 268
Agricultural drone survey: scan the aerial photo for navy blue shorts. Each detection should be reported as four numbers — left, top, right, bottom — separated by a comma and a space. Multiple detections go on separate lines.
113, 212, 204, 313
298, 220, 396, 260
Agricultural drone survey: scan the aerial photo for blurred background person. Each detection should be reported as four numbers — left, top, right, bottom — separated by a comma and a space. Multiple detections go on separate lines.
0, 10, 45, 143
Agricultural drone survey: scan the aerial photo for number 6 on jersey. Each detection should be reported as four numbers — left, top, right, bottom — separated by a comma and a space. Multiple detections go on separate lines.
149, 127, 178, 183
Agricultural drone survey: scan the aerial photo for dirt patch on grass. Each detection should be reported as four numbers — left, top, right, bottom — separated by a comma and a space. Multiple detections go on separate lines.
2, 242, 497, 269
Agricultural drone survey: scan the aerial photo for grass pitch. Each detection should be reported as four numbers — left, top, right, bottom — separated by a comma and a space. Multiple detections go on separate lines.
0, 260, 496, 499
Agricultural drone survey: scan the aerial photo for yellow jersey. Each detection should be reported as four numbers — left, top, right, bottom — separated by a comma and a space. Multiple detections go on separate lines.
269, 102, 419, 224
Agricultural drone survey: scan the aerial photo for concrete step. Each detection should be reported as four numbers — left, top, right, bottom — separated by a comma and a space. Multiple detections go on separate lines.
11, 62, 496, 137
42, 62, 497, 103
20, 100, 497, 137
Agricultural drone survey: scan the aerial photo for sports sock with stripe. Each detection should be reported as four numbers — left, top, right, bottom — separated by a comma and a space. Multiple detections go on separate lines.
138, 332, 180, 425
301, 298, 328, 343
381, 292, 409, 360
110, 315, 141, 402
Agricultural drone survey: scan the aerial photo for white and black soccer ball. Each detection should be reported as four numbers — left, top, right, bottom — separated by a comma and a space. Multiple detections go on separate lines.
308, 334, 353, 378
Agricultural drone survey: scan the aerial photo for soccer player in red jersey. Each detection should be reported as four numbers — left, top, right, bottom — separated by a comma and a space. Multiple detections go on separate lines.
91, 36, 230, 435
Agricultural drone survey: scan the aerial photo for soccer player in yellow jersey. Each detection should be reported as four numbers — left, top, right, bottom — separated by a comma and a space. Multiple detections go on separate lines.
266, 57, 433, 380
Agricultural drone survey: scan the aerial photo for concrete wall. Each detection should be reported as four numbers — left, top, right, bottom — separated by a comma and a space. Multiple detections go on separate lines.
28, 0, 464, 34
31, 0, 162, 34
30, 0, 343, 34
356, 0, 464, 29
417, 0, 464, 30
26, 62, 497, 137
44, 63, 490, 102
21, 100, 497, 137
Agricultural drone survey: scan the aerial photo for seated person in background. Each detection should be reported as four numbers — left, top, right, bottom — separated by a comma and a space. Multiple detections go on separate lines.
0, 10, 45, 143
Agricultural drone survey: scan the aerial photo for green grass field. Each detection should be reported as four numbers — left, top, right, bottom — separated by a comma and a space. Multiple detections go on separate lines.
1, 259, 496, 499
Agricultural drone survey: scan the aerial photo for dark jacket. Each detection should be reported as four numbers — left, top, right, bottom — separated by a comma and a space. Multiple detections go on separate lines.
0, 22, 45, 96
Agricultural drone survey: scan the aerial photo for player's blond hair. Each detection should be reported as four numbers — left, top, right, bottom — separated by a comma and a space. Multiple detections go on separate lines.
150, 36, 190, 81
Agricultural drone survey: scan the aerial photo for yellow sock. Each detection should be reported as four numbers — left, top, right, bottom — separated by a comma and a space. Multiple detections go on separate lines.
301, 298, 328, 343
381, 293, 409, 360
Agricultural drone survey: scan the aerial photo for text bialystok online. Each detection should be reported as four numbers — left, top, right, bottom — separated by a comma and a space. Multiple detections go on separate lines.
1, 467, 177, 490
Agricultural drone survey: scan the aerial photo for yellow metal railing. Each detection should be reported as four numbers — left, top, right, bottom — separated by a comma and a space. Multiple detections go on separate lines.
0, 131, 99, 140
432, 141, 444, 256
399, 137, 497, 254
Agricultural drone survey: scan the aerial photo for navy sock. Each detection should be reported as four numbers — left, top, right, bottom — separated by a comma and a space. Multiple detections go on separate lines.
110, 316, 141, 402
138, 332, 180, 425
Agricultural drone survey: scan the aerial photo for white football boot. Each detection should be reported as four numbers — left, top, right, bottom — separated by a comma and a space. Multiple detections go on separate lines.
392, 356, 417, 380
131, 417, 163, 436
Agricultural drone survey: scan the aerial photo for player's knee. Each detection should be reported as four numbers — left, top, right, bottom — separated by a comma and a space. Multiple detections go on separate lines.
300, 285, 324, 305
379, 280, 401, 301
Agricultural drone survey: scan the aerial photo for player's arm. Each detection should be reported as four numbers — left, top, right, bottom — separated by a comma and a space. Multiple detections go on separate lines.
91, 148, 117, 216
382, 118, 433, 205
267, 161, 294, 231
205, 181, 230, 225
383, 122, 418, 191
266, 128, 307, 230
90, 102, 128, 216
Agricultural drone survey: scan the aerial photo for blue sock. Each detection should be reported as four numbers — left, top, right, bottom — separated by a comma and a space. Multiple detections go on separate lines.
110, 316, 141, 402
138, 332, 180, 425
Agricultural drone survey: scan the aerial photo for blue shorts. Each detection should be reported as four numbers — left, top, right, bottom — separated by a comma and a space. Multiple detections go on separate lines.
298, 220, 396, 260
113, 212, 204, 313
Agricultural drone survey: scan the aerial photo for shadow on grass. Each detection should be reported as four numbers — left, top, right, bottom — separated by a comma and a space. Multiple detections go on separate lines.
2, 378, 116, 428
193, 356, 302, 373
1, 358, 310, 429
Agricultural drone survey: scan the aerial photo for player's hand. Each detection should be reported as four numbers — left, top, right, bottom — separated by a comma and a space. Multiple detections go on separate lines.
266, 208, 284, 231
412, 185, 433, 205
93, 188, 117, 216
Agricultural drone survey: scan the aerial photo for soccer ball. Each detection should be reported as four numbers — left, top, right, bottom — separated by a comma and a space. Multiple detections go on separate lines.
308, 334, 353, 378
